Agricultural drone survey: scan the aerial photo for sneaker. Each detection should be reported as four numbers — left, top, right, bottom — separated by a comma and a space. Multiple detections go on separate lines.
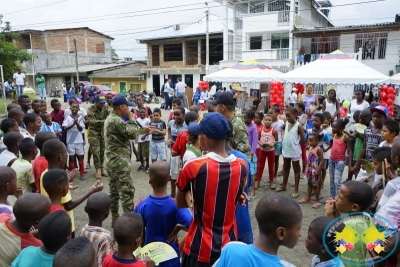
137, 165, 144, 171
144, 165, 150, 172
79, 175, 85, 181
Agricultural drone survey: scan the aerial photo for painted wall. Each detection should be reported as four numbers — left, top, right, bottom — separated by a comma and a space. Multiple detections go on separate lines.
92, 78, 146, 94
146, 70, 204, 94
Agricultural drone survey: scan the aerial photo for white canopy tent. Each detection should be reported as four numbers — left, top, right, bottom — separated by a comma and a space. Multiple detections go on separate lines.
390, 72, 400, 84
280, 50, 389, 85
204, 60, 283, 83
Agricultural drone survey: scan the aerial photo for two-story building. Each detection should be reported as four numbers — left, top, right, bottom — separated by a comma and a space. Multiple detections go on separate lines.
14, 27, 114, 90
138, 32, 223, 95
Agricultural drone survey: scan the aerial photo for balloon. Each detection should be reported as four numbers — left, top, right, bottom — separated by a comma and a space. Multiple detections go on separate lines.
270, 90, 275, 95
273, 86, 278, 91
380, 101, 387, 106
340, 110, 346, 118
387, 99, 394, 105
389, 111, 394, 117
388, 105, 394, 111
381, 92, 387, 100
276, 98, 282, 103
388, 87, 395, 94
272, 95, 278, 101
76, 98, 82, 104
388, 93, 396, 100
342, 100, 350, 109
276, 81, 283, 87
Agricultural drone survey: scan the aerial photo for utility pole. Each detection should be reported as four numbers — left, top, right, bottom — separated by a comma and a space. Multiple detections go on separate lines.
206, 9, 209, 74
74, 39, 79, 86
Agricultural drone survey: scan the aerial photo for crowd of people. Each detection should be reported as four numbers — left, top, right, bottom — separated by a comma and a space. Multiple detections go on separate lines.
0, 83, 400, 267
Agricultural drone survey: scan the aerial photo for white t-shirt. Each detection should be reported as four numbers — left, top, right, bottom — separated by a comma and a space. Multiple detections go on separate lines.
350, 99, 370, 123
11, 158, 34, 195
0, 150, 17, 167
272, 120, 284, 142
175, 82, 187, 93
64, 107, 87, 119
290, 92, 297, 103
379, 141, 392, 147
63, 115, 85, 144
13, 73, 25, 85
137, 118, 151, 143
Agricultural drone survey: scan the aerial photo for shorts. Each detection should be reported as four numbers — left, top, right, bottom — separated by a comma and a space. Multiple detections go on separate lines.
274, 141, 282, 156
284, 157, 301, 162
170, 155, 180, 180
67, 143, 84, 156
323, 159, 329, 170
250, 153, 257, 176
138, 141, 150, 158
150, 141, 167, 160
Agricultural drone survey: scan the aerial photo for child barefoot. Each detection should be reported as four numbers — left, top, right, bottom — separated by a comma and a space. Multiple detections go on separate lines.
298, 132, 324, 208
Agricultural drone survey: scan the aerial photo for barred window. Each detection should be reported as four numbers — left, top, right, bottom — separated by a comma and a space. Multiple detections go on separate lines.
355, 32, 387, 60
311, 36, 339, 54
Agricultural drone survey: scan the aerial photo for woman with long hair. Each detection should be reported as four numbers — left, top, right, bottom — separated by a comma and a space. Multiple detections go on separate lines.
349, 89, 370, 126
322, 89, 340, 122
303, 84, 319, 129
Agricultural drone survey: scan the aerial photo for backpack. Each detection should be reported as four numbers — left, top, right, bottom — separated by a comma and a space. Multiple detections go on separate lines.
161, 84, 165, 94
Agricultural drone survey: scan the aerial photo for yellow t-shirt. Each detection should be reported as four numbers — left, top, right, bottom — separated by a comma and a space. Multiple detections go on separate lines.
40, 169, 75, 232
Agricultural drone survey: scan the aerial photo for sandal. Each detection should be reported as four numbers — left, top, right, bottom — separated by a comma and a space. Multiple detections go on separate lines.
298, 198, 310, 204
270, 184, 276, 190
312, 202, 322, 209
248, 195, 257, 202
275, 186, 286, 192
291, 193, 299, 199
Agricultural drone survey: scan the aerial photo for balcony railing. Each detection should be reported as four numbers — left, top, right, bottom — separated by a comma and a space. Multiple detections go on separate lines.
295, 52, 360, 66
243, 49, 290, 60
278, 10, 290, 23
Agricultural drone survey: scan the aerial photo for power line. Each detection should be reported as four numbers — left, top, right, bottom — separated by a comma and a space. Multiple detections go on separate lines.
3, 0, 68, 15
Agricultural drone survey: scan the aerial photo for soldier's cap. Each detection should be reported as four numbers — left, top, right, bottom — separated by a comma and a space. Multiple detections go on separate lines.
95, 94, 107, 104
214, 92, 236, 106
188, 113, 230, 141
112, 94, 134, 106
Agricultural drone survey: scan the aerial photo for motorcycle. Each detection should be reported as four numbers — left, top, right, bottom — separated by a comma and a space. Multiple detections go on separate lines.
143, 92, 160, 104
50, 87, 61, 97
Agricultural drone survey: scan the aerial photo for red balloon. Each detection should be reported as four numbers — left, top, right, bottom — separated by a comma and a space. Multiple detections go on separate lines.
273, 86, 278, 91
388, 105, 395, 111
388, 93, 396, 100
276, 81, 282, 87
276, 98, 283, 103
389, 111, 394, 117
272, 95, 278, 101
340, 110, 346, 118
381, 92, 388, 100
388, 87, 395, 94
380, 101, 387, 106
387, 99, 394, 105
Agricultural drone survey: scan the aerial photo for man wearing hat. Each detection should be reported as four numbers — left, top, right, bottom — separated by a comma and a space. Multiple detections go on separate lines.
87, 94, 111, 179
104, 94, 140, 226
176, 112, 248, 267
214, 92, 251, 159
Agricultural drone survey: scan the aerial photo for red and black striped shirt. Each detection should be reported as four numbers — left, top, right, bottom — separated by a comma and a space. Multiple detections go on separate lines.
176, 152, 247, 263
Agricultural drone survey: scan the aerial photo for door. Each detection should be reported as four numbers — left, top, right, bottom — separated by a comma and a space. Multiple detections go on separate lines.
185, 74, 193, 88
152, 75, 160, 96
130, 83, 141, 93
119, 82, 127, 94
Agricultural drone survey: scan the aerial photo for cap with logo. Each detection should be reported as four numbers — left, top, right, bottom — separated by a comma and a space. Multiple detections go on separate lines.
94, 94, 106, 104
188, 113, 230, 141
112, 94, 134, 106
214, 92, 236, 106
370, 105, 388, 117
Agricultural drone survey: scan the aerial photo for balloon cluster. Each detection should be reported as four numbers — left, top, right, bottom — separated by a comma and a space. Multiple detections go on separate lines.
270, 81, 284, 114
198, 81, 209, 91
379, 85, 396, 117
293, 83, 305, 94
340, 100, 350, 118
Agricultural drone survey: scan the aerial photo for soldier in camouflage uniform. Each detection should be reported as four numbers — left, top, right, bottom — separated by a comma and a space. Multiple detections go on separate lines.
104, 95, 139, 226
215, 92, 251, 159
87, 95, 111, 179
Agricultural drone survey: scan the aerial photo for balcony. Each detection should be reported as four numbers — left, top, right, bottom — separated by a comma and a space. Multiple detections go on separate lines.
294, 52, 360, 67
242, 49, 290, 61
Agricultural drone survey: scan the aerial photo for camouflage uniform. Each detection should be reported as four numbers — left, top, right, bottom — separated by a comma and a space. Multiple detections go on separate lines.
231, 111, 251, 160
87, 104, 111, 170
104, 110, 139, 225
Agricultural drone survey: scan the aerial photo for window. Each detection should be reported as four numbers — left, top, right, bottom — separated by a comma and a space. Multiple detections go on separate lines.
355, 32, 388, 60
250, 1, 264, 13
250, 36, 262, 50
152, 45, 160, 66
100, 83, 112, 88
271, 33, 289, 49
164, 44, 183, 62
268, 0, 290, 12
96, 43, 105, 53
311, 36, 339, 54
129, 83, 141, 93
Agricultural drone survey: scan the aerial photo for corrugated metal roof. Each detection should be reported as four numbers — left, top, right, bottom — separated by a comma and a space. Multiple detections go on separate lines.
293, 21, 400, 33
40, 63, 128, 75
89, 63, 143, 78
15, 27, 114, 40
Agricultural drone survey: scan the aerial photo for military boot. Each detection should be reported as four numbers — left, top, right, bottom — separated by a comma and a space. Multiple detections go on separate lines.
96, 169, 102, 179
101, 168, 109, 177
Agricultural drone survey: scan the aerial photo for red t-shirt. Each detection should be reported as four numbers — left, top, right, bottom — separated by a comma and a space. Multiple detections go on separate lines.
102, 253, 146, 267
32, 156, 48, 193
50, 110, 65, 125
171, 131, 189, 160
50, 205, 64, 213
176, 153, 247, 263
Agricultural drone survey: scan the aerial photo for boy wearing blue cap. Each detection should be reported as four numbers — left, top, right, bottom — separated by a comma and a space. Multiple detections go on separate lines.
353, 106, 386, 185
176, 112, 248, 267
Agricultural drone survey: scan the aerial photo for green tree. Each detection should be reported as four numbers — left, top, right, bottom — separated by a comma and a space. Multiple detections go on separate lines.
0, 15, 32, 81
111, 48, 119, 60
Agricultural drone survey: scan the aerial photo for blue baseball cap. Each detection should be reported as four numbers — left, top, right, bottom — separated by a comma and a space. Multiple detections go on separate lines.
370, 105, 388, 117
112, 94, 134, 106
95, 94, 106, 104
188, 113, 230, 141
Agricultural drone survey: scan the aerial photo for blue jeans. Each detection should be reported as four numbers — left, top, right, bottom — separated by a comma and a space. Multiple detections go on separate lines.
38, 87, 46, 98
177, 92, 187, 108
17, 85, 24, 96
329, 159, 345, 199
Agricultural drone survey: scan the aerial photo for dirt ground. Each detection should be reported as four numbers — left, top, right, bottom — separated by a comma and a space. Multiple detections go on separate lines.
58, 99, 338, 267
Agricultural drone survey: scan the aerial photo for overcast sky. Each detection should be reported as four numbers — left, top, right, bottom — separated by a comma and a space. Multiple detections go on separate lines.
2, 0, 398, 60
